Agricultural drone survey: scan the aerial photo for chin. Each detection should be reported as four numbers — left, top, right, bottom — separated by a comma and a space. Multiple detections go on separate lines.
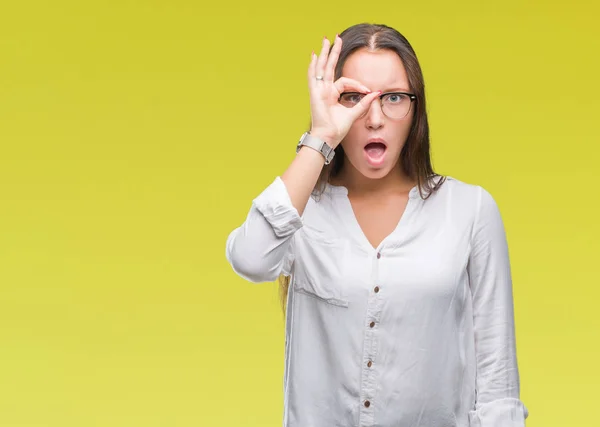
359, 166, 393, 180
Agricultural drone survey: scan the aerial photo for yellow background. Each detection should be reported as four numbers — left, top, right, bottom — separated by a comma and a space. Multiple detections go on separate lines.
1, 1, 598, 426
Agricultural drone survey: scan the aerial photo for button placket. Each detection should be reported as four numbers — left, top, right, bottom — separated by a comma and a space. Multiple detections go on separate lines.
359, 249, 384, 426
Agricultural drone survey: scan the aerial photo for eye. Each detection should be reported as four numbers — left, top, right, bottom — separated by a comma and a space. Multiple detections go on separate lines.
340, 93, 364, 104
384, 93, 407, 104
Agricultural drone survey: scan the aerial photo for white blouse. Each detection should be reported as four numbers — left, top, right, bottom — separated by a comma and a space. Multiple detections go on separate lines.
226, 175, 529, 427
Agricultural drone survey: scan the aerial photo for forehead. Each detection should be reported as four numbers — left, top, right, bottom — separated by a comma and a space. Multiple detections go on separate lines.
341, 48, 410, 91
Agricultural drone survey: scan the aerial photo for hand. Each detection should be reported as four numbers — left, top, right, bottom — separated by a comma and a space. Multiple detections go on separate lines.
307, 35, 381, 148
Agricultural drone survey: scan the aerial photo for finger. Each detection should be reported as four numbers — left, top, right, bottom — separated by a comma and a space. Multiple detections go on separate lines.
334, 77, 372, 95
307, 51, 317, 90
323, 35, 342, 82
350, 91, 381, 120
315, 37, 330, 80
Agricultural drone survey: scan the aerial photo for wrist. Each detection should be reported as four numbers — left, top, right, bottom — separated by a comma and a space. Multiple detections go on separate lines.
297, 131, 336, 165
309, 129, 339, 148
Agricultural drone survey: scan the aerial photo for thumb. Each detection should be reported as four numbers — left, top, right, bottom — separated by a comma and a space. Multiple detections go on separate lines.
349, 91, 381, 120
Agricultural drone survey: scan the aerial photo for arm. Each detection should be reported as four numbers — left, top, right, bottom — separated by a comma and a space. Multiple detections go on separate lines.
225, 136, 329, 283
226, 33, 380, 284
467, 187, 529, 426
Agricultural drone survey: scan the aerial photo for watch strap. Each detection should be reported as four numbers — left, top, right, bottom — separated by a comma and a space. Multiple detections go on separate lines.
296, 132, 335, 165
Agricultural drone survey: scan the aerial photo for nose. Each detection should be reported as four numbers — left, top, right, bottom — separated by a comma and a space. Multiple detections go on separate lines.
365, 98, 384, 129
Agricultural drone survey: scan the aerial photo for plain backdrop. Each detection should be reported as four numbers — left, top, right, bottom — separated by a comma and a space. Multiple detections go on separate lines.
1, 1, 599, 426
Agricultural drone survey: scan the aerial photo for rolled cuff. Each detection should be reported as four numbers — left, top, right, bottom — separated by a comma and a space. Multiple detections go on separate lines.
252, 176, 303, 238
469, 397, 529, 427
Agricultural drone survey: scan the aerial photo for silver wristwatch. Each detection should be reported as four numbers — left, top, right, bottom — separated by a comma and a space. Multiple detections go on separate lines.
296, 132, 335, 165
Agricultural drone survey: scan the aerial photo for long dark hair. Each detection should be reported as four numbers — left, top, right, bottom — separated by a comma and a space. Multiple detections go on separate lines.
278, 23, 446, 315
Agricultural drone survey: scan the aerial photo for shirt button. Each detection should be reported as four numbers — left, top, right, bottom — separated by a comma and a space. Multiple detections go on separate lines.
374, 286, 380, 293
369, 321, 375, 328
367, 360, 372, 367
364, 400, 371, 408
376, 252, 381, 259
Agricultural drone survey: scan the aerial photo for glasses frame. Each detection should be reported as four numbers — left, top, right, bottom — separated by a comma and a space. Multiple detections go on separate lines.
338, 91, 417, 119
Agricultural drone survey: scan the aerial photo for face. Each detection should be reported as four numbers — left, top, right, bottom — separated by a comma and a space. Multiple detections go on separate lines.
339, 48, 415, 180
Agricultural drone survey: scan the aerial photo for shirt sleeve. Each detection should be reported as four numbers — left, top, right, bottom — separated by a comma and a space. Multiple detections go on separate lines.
225, 176, 302, 283
467, 186, 529, 427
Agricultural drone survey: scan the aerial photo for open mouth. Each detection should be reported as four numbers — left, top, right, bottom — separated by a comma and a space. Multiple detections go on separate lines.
364, 142, 387, 159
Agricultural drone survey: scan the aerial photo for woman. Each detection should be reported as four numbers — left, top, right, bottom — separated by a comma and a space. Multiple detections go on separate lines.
226, 23, 528, 427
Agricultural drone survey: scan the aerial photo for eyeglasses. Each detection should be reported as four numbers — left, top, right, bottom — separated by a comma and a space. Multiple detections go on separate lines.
338, 91, 417, 120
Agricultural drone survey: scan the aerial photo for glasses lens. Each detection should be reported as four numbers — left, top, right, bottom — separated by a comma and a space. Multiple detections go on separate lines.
382, 93, 412, 119
339, 92, 368, 118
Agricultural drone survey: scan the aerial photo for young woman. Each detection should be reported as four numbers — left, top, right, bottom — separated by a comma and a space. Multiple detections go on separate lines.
226, 22, 528, 427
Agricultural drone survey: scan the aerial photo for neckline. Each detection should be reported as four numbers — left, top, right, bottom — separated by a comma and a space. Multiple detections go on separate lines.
326, 175, 447, 252
337, 191, 416, 253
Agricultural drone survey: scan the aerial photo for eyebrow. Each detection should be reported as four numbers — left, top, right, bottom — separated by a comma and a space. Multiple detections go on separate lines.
341, 87, 413, 95
382, 87, 411, 93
